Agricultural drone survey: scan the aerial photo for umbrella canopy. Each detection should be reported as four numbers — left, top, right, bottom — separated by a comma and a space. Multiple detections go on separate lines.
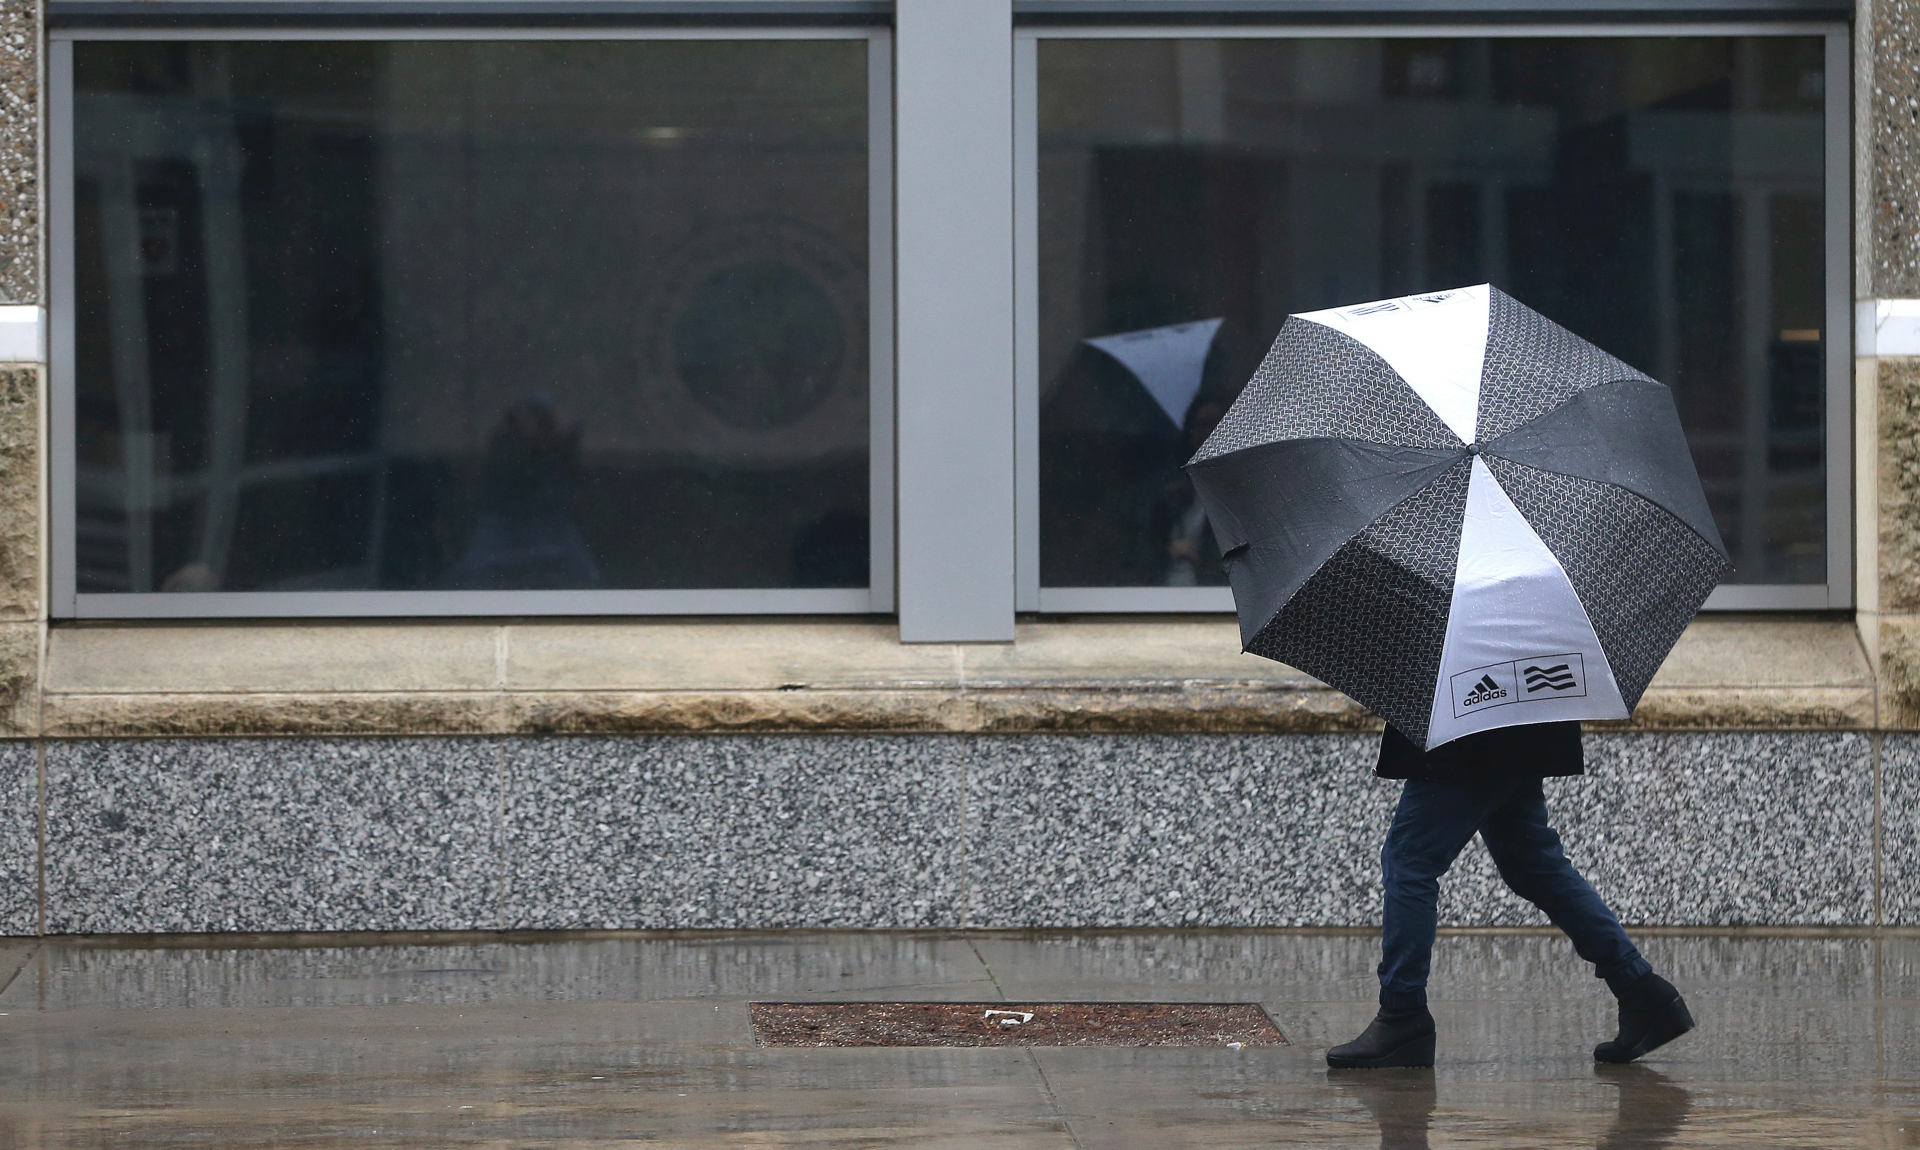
1185, 285, 1730, 751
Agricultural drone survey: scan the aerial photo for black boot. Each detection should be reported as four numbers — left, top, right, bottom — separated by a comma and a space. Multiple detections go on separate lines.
1327, 1006, 1436, 1069
1593, 973, 1695, 1064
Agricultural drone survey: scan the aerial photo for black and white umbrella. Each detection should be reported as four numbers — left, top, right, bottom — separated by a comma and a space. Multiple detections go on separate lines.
1185, 285, 1731, 751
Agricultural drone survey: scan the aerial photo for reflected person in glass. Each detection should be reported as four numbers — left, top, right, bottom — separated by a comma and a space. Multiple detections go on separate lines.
440, 393, 601, 591
1159, 396, 1230, 586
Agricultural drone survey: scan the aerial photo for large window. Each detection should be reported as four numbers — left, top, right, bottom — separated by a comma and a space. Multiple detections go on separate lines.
1017, 27, 1848, 612
51, 29, 892, 616
49, 16, 1849, 623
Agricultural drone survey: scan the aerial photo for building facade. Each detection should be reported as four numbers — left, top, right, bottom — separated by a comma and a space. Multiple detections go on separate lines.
0, 0, 1914, 935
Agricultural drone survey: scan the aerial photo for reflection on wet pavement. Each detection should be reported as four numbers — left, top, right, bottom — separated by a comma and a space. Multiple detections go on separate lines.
1332, 1069, 1437, 1150
0, 930, 1916, 1146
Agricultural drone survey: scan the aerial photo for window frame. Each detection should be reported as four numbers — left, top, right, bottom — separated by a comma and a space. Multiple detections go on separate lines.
47, 23, 896, 619
1013, 20, 1853, 614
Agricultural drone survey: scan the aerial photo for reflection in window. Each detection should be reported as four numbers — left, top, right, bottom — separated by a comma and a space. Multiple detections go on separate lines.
1037, 37, 1826, 589
73, 40, 870, 594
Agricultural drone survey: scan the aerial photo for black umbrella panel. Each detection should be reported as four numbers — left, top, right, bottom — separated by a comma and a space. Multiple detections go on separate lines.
1185, 285, 1729, 751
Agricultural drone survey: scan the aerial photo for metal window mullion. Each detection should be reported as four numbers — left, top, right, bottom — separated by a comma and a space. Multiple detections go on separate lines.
1825, 23, 1854, 607
49, 0, 893, 28
1016, 21, 1838, 38
1040, 586, 1235, 613
48, 42, 76, 618
894, 0, 1017, 642
1014, 29, 1039, 613
72, 588, 877, 618
868, 28, 896, 614
1702, 583, 1834, 610
50, 24, 876, 38
1011, 0, 1847, 17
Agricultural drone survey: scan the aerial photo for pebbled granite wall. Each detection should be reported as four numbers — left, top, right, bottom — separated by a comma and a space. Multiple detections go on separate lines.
42, 739, 502, 934
0, 739, 32, 935
502, 736, 966, 930
1880, 734, 1920, 924
16, 731, 1890, 935
965, 732, 1874, 930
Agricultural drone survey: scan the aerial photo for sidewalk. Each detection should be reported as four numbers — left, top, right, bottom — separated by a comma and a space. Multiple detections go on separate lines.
0, 929, 1915, 1147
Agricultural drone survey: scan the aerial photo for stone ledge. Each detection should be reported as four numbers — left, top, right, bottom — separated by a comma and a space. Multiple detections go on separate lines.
32, 614, 1876, 737
1594, 687, 1876, 732
42, 692, 503, 739
38, 683, 1871, 738
42, 686, 1379, 737
505, 686, 1383, 736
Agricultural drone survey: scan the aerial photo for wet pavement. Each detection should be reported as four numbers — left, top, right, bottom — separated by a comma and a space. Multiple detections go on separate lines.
0, 929, 1917, 1147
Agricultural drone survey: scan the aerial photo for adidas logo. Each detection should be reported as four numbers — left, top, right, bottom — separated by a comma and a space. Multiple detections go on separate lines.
1451, 654, 1585, 718
1461, 674, 1507, 707
1524, 663, 1578, 693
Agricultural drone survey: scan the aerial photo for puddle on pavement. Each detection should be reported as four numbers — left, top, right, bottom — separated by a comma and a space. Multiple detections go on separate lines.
2, 932, 1919, 1147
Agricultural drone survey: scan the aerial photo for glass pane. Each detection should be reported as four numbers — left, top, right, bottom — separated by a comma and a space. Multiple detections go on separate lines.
73, 40, 871, 594
1037, 36, 1826, 589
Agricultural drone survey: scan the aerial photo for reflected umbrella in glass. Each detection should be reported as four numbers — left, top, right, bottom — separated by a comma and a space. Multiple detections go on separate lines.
1085, 318, 1222, 432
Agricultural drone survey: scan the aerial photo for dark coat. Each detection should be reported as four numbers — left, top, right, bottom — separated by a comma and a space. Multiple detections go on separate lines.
1376, 721, 1584, 784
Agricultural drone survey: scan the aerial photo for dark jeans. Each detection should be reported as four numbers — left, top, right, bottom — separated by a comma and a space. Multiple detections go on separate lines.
1378, 775, 1651, 1009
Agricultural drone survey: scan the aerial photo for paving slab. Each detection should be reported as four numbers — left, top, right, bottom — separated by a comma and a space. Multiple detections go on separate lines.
0, 930, 1916, 1147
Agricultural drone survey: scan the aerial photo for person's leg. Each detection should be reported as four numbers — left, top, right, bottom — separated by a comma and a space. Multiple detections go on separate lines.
1330, 776, 1518, 1069
1476, 777, 1650, 993
1377, 777, 1519, 1007
1479, 778, 1693, 1061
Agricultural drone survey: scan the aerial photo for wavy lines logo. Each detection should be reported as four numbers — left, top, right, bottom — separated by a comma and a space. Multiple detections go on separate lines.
1524, 663, 1578, 693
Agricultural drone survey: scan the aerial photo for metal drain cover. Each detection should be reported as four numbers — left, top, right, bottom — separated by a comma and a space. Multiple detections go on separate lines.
749, 1001, 1288, 1047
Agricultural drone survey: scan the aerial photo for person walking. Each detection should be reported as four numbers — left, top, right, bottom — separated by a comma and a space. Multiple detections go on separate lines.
1175, 288, 1726, 1069
1326, 720, 1696, 1070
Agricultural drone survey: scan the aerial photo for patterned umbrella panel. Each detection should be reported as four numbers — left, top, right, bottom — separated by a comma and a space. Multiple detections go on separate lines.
1185, 285, 1731, 751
